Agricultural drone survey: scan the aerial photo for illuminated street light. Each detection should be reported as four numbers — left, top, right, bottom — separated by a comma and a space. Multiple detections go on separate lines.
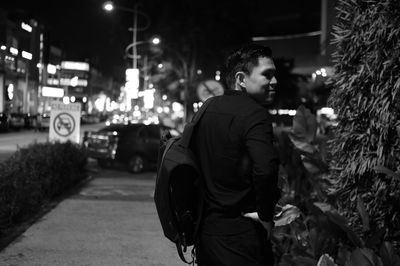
152, 37, 160, 45
103, 2, 150, 69
103, 1, 114, 11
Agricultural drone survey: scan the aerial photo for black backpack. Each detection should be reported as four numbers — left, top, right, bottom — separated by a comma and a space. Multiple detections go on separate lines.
154, 98, 212, 264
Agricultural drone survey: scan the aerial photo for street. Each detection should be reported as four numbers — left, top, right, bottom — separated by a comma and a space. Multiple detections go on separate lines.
0, 122, 105, 162
0, 161, 180, 265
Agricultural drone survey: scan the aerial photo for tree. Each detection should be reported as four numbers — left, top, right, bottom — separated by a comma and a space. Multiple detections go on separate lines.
328, 0, 400, 246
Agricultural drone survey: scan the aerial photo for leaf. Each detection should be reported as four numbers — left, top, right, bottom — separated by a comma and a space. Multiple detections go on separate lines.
313, 202, 335, 213
356, 196, 370, 232
274, 204, 302, 227
337, 246, 352, 266
288, 132, 318, 154
308, 227, 319, 256
379, 242, 400, 266
278, 254, 297, 266
313, 202, 364, 247
293, 256, 318, 266
374, 165, 400, 181
302, 154, 330, 174
345, 248, 383, 266
317, 254, 337, 266
303, 160, 321, 175
365, 228, 386, 249
292, 105, 318, 143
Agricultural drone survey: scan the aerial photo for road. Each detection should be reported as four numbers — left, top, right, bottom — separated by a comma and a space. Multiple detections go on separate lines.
0, 123, 105, 161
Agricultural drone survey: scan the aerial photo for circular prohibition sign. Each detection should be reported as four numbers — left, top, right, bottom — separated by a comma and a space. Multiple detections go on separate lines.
53, 112, 76, 137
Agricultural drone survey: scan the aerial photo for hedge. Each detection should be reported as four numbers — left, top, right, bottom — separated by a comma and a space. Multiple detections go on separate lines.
0, 141, 88, 234
328, 0, 400, 245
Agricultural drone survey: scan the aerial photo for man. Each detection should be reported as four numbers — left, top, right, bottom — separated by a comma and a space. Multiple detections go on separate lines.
193, 45, 280, 265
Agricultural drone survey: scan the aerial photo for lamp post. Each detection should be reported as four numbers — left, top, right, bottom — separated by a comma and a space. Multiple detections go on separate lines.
103, 2, 159, 112
102, 1, 151, 69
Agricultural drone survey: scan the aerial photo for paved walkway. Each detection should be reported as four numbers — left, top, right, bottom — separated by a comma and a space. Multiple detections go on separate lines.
0, 167, 182, 266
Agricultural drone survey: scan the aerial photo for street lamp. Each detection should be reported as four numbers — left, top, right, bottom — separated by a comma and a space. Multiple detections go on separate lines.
103, 1, 157, 89
102, 1, 151, 69
102, 1, 113, 11
103, 2, 160, 111
103, 1, 136, 69
152, 37, 160, 45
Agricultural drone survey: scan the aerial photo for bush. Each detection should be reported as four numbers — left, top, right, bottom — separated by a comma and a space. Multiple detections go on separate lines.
328, 0, 400, 244
272, 105, 400, 265
0, 141, 87, 233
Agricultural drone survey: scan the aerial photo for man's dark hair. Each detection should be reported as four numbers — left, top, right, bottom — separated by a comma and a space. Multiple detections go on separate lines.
225, 45, 272, 90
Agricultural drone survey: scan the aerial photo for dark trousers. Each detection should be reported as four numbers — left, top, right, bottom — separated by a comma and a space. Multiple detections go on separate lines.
196, 225, 274, 266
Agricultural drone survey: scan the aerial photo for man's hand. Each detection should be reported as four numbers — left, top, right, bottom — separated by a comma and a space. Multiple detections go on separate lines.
242, 212, 273, 239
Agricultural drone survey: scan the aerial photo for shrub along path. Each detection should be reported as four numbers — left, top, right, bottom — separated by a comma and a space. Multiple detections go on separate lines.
0, 167, 179, 265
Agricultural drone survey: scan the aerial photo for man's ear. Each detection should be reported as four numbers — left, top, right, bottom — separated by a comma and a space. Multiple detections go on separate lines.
235, 72, 246, 87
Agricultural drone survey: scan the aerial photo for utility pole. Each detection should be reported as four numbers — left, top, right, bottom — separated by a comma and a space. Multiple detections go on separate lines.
132, 3, 138, 69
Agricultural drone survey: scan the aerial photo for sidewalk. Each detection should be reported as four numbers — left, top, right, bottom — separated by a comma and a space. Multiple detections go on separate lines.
0, 168, 181, 266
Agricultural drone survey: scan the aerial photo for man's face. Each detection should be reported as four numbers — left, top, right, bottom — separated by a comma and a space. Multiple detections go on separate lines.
243, 57, 277, 104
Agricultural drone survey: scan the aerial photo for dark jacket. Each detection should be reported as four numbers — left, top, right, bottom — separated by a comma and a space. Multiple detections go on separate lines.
192, 90, 280, 235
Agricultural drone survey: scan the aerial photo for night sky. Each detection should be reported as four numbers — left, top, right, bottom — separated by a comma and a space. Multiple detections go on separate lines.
2, 0, 321, 79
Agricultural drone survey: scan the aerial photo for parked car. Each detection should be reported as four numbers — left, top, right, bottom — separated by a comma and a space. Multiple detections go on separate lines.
0, 112, 10, 131
81, 113, 100, 124
35, 112, 50, 131
83, 123, 179, 173
9, 113, 25, 130
24, 113, 37, 129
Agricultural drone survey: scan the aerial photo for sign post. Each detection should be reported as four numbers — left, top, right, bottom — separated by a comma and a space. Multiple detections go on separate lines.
49, 102, 81, 143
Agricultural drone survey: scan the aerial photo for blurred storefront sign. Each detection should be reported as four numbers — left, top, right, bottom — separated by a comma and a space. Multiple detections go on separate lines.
59, 77, 88, 87
61, 61, 90, 72
125, 68, 139, 98
42, 86, 64, 98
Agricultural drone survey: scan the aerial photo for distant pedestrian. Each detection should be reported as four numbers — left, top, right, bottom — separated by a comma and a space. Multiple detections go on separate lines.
193, 45, 281, 265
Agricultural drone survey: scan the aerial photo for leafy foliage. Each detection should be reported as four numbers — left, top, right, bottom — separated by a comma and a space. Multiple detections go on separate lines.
0, 141, 87, 234
272, 104, 400, 265
328, 0, 400, 243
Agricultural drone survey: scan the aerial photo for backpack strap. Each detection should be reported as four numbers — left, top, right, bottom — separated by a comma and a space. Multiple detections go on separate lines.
176, 241, 198, 265
177, 97, 215, 264
180, 97, 214, 148
176, 242, 192, 264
